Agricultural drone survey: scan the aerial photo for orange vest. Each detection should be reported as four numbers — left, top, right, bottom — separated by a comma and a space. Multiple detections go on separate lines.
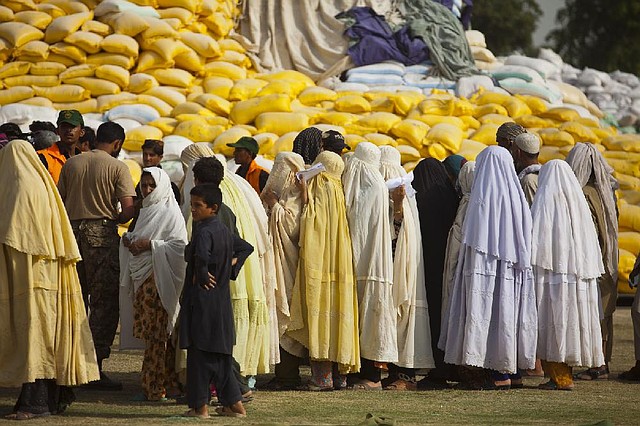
37, 143, 67, 184
245, 160, 268, 194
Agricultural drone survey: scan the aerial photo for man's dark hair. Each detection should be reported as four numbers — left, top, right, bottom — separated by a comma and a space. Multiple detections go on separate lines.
190, 183, 222, 208
29, 121, 56, 133
0, 123, 26, 140
142, 139, 164, 155
96, 121, 125, 145
192, 156, 224, 186
80, 126, 96, 149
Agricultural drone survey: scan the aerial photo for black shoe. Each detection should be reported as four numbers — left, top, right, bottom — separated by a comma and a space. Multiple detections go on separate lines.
84, 372, 123, 391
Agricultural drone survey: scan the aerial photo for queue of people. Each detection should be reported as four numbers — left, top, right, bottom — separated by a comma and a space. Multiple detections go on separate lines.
0, 111, 637, 421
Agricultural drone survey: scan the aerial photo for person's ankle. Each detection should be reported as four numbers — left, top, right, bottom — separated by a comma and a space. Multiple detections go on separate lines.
195, 404, 208, 416
230, 401, 246, 415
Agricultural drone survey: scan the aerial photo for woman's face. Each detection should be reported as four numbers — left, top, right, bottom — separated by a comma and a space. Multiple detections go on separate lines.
140, 173, 157, 198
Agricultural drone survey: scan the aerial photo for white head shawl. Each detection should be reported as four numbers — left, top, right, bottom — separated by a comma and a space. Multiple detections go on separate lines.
180, 144, 215, 223
463, 146, 532, 268
531, 160, 604, 278
120, 167, 188, 334
565, 142, 618, 279
262, 152, 305, 199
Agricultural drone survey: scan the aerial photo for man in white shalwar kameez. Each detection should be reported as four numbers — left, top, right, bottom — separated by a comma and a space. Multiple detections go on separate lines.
343, 142, 397, 390
379, 146, 434, 390
531, 160, 604, 390
440, 146, 537, 389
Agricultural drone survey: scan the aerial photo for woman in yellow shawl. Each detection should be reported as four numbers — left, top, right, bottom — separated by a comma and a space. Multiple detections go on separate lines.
287, 150, 360, 390
0, 140, 99, 420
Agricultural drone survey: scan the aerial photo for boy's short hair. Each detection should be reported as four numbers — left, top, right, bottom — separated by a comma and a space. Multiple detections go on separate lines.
96, 121, 125, 145
142, 139, 164, 155
80, 126, 96, 149
192, 156, 224, 186
190, 183, 222, 208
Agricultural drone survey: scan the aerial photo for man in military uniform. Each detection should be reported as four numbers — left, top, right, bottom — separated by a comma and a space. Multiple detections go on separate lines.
58, 122, 136, 390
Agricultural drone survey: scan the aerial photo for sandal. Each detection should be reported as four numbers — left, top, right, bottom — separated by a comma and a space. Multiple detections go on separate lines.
5, 411, 51, 420
573, 366, 609, 381
182, 409, 210, 419
350, 381, 382, 391
384, 373, 417, 391
215, 407, 246, 418
538, 380, 574, 391
297, 382, 333, 392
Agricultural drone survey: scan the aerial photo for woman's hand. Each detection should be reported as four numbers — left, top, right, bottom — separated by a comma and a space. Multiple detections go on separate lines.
391, 186, 405, 220
129, 239, 151, 256
261, 190, 279, 208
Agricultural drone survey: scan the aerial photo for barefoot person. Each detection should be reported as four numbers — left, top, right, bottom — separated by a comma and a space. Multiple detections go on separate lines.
180, 184, 254, 418
120, 168, 188, 401
0, 140, 99, 420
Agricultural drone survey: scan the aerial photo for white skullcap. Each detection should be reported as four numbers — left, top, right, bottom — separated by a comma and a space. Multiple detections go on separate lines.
514, 132, 540, 154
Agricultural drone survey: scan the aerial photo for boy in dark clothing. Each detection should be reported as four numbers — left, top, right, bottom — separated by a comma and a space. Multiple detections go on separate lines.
180, 184, 253, 418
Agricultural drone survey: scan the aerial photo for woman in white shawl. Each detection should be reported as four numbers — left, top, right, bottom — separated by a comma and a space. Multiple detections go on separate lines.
261, 152, 308, 389
439, 146, 537, 389
343, 142, 397, 390
379, 146, 434, 390
566, 142, 618, 380
531, 160, 604, 391
120, 167, 188, 401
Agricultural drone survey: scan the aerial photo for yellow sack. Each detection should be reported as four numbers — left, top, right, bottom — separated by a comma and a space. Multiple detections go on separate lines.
140, 17, 178, 40
457, 139, 487, 160
474, 91, 511, 106
123, 125, 164, 152
4, 75, 58, 87
574, 116, 600, 128
540, 107, 581, 122
203, 76, 234, 99
334, 95, 371, 114
29, 61, 66, 76
403, 160, 419, 173
478, 113, 514, 126
503, 97, 532, 118
473, 103, 509, 118
559, 121, 598, 144
620, 204, 640, 232
607, 158, 640, 178
317, 112, 360, 126
370, 97, 395, 113
230, 94, 292, 125
202, 12, 233, 37
60, 64, 95, 80
418, 94, 456, 116
392, 91, 425, 116
298, 87, 338, 106
157, 0, 201, 14
219, 38, 245, 53
257, 80, 306, 99
128, 73, 158, 93
50, 42, 87, 63
268, 131, 298, 157
135, 94, 173, 116
65, 77, 120, 96
142, 38, 189, 62
587, 99, 604, 118
515, 114, 557, 129
174, 118, 225, 142
158, 7, 194, 23
620, 190, 640, 206
64, 31, 103, 54
459, 115, 481, 130
0, 38, 10, 62
47, 0, 88, 14
45, 53, 75, 67
213, 127, 253, 156
81, 20, 111, 36
44, 11, 93, 44
254, 132, 279, 155
193, 94, 231, 116
427, 143, 449, 161
616, 173, 640, 191
203, 61, 247, 80
0, 22, 43, 47
426, 123, 464, 152
538, 146, 564, 162
175, 115, 228, 127
95, 65, 130, 88
220, 50, 250, 67
33, 84, 89, 102
108, 12, 149, 37
52, 98, 98, 114
14, 38, 49, 59
148, 117, 178, 136
170, 101, 211, 117
469, 123, 499, 145
396, 144, 421, 163
255, 112, 310, 135
122, 158, 142, 187
135, 51, 173, 73
357, 112, 402, 134
344, 134, 366, 149
391, 119, 429, 149
228, 78, 268, 101
0, 5, 14, 22
87, 53, 135, 70
258, 70, 315, 88
14, 11, 51, 29
101, 34, 139, 58
151, 68, 194, 88
414, 114, 464, 129
174, 47, 204, 74
19, 97, 53, 107
515, 94, 548, 114
36, 4, 65, 19
538, 128, 575, 147
619, 248, 637, 282
144, 86, 187, 107
0, 86, 34, 105
179, 31, 220, 58
0, 61, 31, 79
602, 134, 640, 153
365, 133, 397, 147
342, 123, 378, 136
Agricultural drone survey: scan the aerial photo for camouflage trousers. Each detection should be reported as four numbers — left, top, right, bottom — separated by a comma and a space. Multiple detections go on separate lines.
71, 219, 121, 364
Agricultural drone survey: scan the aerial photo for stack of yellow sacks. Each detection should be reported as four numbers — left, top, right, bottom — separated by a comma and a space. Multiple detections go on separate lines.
0, 0, 638, 294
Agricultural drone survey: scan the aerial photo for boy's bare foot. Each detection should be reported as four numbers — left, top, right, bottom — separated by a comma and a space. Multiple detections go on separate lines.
215, 401, 246, 417
183, 405, 210, 419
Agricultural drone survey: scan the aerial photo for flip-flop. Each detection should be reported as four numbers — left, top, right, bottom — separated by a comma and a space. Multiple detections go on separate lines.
215, 407, 246, 417
538, 380, 574, 391
182, 409, 210, 419
350, 382, 383, 391
5, 411, 51, 420
574, 367, 609, 381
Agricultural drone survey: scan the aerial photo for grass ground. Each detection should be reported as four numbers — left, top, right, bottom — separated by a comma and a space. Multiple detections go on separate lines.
1, 308, 637, 425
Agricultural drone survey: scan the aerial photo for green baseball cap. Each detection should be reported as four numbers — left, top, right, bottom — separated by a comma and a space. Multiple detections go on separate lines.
57, 110, 84, 127
227, 136, 259, 155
